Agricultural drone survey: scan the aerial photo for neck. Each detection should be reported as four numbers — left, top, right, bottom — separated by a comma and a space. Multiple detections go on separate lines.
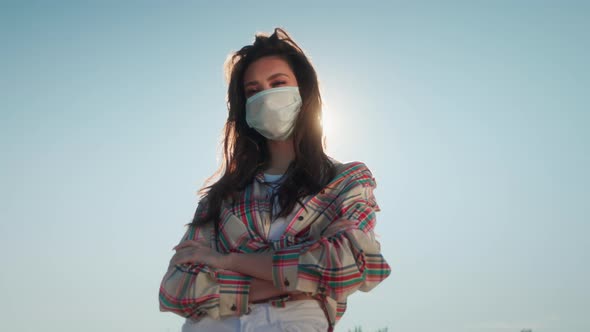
265, 139, 295, 175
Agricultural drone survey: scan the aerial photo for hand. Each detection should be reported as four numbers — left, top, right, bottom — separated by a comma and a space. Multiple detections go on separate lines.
171, 240, 228, 269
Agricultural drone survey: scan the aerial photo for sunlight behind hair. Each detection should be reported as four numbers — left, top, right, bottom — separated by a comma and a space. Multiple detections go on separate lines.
320, 93, 340, 156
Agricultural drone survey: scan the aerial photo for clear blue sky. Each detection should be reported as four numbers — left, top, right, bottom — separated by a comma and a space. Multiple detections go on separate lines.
1, 1, 588, 331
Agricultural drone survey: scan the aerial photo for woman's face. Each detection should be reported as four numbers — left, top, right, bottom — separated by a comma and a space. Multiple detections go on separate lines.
243, 55, 299, 99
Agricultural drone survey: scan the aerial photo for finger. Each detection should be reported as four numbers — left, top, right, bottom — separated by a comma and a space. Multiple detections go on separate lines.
173, 246, 202, 260
177, 240, 200, 247
171, 252, 191, 265
170, 251, 182, 264
175, 246, 201, 256
176, 254, 200, 266
173, 240, 201, 250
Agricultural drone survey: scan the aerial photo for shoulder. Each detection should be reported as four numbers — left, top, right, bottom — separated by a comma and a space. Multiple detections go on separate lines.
188, 197, 213, 231
194, 196, 210, 219
329, 158, 377, 189
327, 159, 381, 211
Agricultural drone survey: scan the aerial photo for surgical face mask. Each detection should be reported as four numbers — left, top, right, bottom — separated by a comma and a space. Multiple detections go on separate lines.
245, 86, 302, 141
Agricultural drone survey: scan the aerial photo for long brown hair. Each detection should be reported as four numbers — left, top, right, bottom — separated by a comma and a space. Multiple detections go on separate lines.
190, 27, 336, 229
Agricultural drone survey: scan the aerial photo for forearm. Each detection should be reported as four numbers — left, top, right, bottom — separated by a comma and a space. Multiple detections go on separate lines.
249, 278, 288, 302
221, 252, 274, 281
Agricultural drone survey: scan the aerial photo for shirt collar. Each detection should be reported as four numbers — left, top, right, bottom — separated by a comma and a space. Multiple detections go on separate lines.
254, 170, 266, 184
255, 170, 286, 184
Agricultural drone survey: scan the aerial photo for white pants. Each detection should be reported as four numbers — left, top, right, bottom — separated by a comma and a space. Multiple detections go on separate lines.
181, 299, 329, 332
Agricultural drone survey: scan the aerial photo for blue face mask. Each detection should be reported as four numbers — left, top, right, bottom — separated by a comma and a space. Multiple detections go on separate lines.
245, 86, 302, 141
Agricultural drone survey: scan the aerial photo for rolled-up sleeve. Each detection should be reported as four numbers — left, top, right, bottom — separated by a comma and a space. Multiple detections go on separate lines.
159, 202, 252, 320
271, 163, 391, 301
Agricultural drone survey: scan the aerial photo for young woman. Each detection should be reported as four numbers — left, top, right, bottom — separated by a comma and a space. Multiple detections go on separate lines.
159, 28, 391, 332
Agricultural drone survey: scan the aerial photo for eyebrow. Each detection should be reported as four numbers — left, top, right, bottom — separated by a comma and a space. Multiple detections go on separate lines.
244, 73, 290, 88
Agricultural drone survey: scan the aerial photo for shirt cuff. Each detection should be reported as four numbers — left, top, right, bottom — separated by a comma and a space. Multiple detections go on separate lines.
272, 247, 322, 295
214, 269, 252, 316
272, 247, 300, 291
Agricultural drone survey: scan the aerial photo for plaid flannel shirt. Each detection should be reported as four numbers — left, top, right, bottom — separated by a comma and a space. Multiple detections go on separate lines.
159, 160, 391, 331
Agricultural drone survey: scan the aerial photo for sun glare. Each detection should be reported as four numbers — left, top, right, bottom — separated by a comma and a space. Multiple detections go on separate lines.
321, 95, 339, 155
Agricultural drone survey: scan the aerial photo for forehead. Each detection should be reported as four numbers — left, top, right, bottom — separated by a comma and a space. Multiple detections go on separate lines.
243, 56, 293, 83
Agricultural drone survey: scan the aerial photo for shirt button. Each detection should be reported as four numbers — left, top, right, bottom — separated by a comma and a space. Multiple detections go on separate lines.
284, 278, 290, 286
230, 304, 237, 311
298, 216, 304, 221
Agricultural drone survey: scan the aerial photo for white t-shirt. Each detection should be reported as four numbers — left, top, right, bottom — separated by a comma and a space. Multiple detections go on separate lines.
263, 173, 291, 241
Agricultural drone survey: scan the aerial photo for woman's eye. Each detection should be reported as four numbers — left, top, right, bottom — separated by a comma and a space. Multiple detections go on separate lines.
271, 81, 287, 87
246, 89, 258, 97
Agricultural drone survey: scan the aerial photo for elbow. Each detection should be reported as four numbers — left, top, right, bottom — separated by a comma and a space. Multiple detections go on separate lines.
324, 251, 391, 300
360, 252, 391, 291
